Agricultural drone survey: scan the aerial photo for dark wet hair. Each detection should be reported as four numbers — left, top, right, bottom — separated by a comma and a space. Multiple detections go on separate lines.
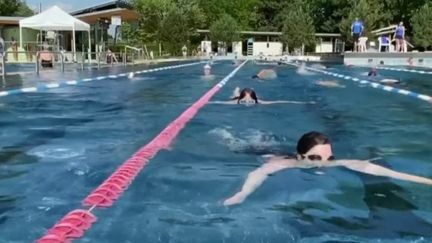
296, 131, 331, 155
233, 88, 259, 104
368, 68, 377, 77
251, 75, 259, 79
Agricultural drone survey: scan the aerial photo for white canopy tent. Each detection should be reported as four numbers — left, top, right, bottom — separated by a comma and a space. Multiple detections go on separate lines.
19, 6, 91, 60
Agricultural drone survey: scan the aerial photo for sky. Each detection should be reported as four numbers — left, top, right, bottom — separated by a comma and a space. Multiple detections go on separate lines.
26, 0, 109, 12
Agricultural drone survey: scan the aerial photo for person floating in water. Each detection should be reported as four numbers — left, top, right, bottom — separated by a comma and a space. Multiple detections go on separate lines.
223, 131, 432, 206
315, 80, 345, 88
203, 63, 211, 76
210, 87, 314, 106
252, 69, 277, 80
367, 67, 401, 84
368, 67, 378, 77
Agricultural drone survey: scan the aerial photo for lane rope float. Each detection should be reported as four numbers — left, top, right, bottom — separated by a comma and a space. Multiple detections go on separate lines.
376, 66, 432, 75
0, 61, 203, 98
289, 63, 432, 103
36, 60, 248, 243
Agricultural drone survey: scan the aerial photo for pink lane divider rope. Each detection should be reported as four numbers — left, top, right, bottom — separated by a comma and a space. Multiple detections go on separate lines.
36, 60, 248, 243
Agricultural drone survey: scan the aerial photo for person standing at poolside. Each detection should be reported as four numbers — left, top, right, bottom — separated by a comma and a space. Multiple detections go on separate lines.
39, 43, 55, 68
11, 37, 18, 61
182, 45, 188, 58
351, 18, 364, 52
394, 22, 405, 53
0, 35, 4, 58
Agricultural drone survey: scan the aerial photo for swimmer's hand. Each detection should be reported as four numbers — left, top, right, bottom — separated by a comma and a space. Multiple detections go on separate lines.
208, 101, 237, 105
259, 100, 315, 105
223, 194, 245, 206
231, 87, 240, 99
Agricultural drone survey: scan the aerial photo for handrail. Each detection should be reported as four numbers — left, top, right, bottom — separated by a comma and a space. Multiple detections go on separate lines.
1, 53, 4, 77
124, 45, 144, 64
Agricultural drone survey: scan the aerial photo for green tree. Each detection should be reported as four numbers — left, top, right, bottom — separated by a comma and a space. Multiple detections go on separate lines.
280, 0, 315, 52
209, 14, 240, 54
411, 2, 432, 50
197, 0, 257, 29
158, 5, 201, 55
382, 0, 428, 29
308, 0, 352, 33
340, 0, 388, 43
251, 0, 289, 31
0, 0, 33, 16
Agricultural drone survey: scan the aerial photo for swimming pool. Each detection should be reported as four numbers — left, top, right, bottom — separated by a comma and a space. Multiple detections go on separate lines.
0, 61, 431, 242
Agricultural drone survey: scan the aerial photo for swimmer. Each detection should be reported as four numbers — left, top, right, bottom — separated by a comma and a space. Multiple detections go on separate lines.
315, 80, 345, 88
310, 63, 327, 69
223, 131, 432, 206
252, 69, 277, 80
368, 67, 378, 77
204, 63, 211, 76
379, 78, 400, 84
296, 62, 312, 75
210, 87, 314, 106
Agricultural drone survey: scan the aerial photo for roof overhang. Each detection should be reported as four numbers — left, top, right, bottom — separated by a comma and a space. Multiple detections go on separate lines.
73, 8, 139, 24
0, 16, 24, 25
197, 29, 341, 37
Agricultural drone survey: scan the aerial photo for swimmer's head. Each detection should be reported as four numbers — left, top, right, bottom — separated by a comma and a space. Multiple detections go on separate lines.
296, 131, 334, 161
251, 75, 259, 79
233, 88, 258, 104
368, 67, 377, 77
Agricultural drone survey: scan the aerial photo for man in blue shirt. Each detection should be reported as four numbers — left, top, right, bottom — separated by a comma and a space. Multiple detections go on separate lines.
351, 18, 364, 52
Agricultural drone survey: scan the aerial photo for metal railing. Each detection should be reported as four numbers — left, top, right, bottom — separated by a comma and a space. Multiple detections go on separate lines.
0, 53, 4, 77
0, 50, 141, 77
125, 45, 144, 64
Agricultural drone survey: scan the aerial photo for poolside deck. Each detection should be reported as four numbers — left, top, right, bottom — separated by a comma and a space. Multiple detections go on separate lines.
344, 52, 432, 67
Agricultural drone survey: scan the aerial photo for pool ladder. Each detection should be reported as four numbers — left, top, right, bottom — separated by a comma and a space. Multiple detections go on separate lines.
0, 53, 4, 77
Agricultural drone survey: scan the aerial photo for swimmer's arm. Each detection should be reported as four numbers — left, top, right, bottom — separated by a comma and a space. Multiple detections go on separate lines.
223, 160, 295, 206
336, 160, 432, 185
208, 100, 237, 105
259, 100, 315, 105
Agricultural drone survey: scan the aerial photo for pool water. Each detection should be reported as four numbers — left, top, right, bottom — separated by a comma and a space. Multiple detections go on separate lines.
0, 62, 431, 242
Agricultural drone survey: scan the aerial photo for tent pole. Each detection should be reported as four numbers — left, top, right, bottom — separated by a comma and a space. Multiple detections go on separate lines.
72, 26, 76, 62
88, 30, 91, 64
19, 26, 23, 49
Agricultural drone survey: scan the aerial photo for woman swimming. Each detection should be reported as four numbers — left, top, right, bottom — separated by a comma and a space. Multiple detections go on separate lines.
252, 69, 277, 80
210, 87, 314, 106
223, 131, 432, 206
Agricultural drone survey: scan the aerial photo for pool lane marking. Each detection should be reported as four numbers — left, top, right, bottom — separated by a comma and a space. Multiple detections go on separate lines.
0, 61, 203, 98
377, 66, 432, 75
36, 60, 248, 243
305, 66, 432, 103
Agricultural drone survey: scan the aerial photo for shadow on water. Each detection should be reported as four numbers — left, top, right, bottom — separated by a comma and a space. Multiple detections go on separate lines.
0, 195, 24, 226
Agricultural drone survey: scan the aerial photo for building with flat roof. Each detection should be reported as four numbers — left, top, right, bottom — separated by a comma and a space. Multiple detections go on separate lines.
197, 29, 343, 56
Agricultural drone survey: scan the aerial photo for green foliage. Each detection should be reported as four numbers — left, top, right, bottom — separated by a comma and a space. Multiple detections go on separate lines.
0, 0, 33, 16
129, 0, 432, 53
159, 6, 190, 55
197, 0, 257, 29
340, 0, 388, 43
411, 3, 432, 50
132, 0, 174, 42
131, 0, 204, 54
382, 0, 428, 28
280, 0, 315, 51
209, 14, 240, 47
